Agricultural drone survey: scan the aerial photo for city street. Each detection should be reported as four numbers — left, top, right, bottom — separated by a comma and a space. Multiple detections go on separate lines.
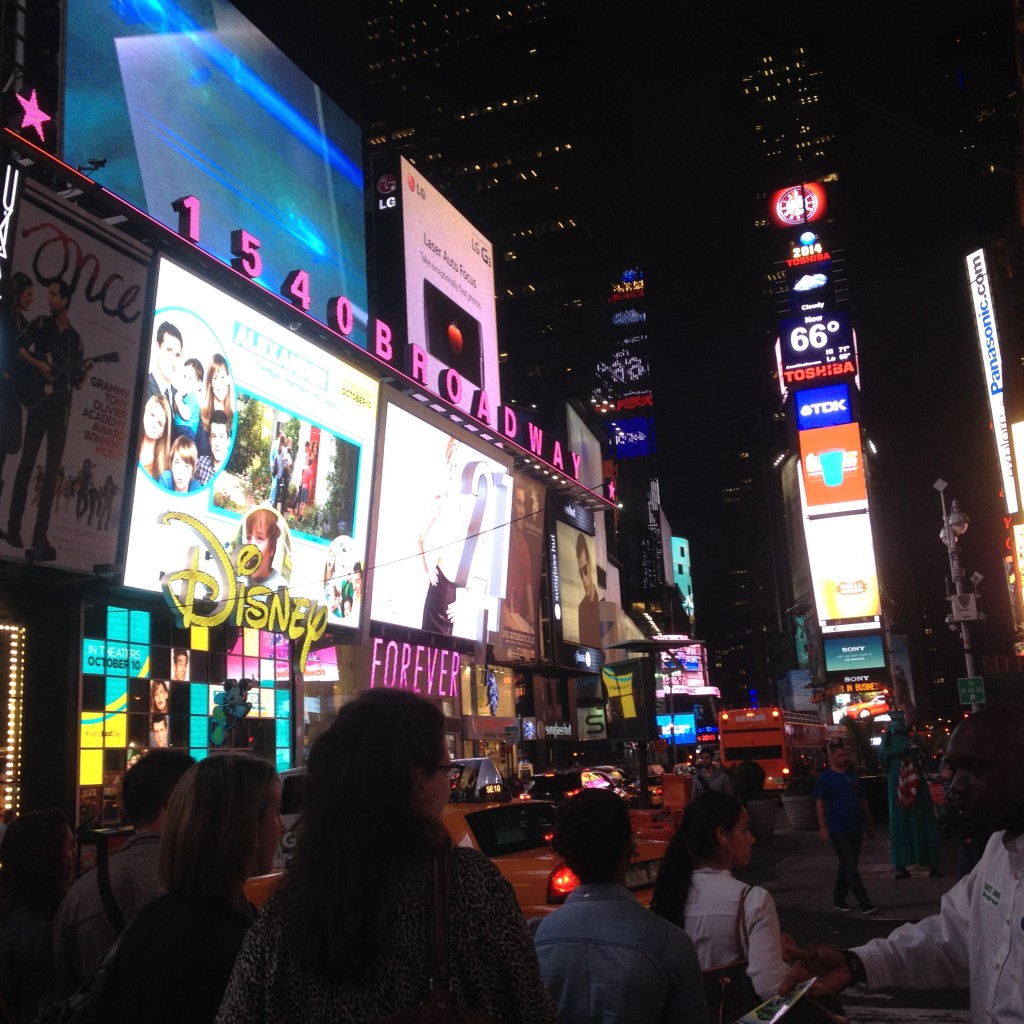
735, 805, 970, 1022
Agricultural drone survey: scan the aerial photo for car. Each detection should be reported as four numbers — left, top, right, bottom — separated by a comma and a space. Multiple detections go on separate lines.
442, 796, 667, 918
245, 762, 667, 918
524, 768, 632, 803
843, 694, 890, 719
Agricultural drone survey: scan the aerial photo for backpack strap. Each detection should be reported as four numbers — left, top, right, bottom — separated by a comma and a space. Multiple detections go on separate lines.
96, 857, 125, 934
735, 886, 750, 954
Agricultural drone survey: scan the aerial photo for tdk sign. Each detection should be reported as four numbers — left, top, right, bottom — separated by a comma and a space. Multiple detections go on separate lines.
797, 383, 852, 431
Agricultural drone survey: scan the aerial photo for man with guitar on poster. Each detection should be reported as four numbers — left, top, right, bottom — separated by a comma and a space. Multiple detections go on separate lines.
6, 280, 95, 561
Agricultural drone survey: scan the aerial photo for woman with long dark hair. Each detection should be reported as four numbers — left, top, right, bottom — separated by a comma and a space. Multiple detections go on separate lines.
651, 791, 789, 1002
103, 753, 281, 1023
215, 688, 557, 1023
0, 809, 75, 1022
195, 353, 234, 460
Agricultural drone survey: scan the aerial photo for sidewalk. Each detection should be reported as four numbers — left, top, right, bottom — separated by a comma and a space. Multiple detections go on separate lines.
738, 805, 959, 935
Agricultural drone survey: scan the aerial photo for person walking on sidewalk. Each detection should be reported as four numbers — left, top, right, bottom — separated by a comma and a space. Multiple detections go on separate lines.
693, 749, 734, 797
781, 703, 1024, 1024
814, 739, 876, 914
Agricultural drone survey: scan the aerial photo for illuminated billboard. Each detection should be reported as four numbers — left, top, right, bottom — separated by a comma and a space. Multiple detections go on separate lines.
369, 402, 513, 641
966, 249, 1017, 515
370, 157, 500, 420
123, 258, 379, 631
601, 659, 653, 741
804, 511, 881, 632
823, 634, 886, 673
799, 423, 867, 511
778, 310, 855, 387
796, 384, 852, 431
566, 405, 605, 491
489, 471, 545, 664
769, 182, 827, 228
64, 0, 368, 346
0, 183, 149, 573
656, 714, 697, 745
550, 510, 606, 672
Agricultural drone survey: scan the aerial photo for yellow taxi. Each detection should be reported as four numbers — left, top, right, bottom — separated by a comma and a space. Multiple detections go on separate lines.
245, 758, 668, 917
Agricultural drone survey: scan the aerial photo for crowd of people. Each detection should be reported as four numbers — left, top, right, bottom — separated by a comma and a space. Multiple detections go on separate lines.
0, 697, 1021, 1023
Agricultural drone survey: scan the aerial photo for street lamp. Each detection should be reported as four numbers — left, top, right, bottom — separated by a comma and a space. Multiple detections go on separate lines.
934, 478, 983, 710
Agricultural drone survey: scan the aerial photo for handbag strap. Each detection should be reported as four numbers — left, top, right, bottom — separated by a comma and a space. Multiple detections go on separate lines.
734, 886, 750, 955
429, 843, 452, 992
97, 855, 125, 934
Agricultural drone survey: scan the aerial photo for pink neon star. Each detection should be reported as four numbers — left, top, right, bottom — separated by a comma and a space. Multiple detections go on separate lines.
16, 89, 51, 143
607, 479, 616, 503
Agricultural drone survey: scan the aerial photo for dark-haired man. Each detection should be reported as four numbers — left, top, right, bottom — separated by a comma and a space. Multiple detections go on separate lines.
53, 748, 194, 991
146, 321, 183, 404
534, 789, 705, 1024
6, 280, 89, 558
784, 704, 1024, 1023
194, 410, 231, 485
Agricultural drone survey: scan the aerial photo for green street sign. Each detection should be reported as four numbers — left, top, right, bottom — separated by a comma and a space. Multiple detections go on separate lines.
958, 676, 985, 705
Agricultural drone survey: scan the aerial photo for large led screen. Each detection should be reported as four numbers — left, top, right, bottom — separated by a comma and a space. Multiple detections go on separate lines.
0, 184, 148, 573
552, 517, 605, 671
64, 0, 368, 346
601, 659, 653, 741
399, 157, 500, 417
824, 634, 886, 673
803, 511, 881, 632
490, 470, 545, 664
566, 405, 605, 493
370, 403, 513, 641
123, 258, 379, 626
799, 423, 867, 512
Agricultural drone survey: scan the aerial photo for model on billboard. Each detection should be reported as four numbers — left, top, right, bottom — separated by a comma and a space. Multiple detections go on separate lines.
5, 281, 93, 559
151, 679, 170, 714
230, 506, 291, 590
194, 410, 231, 486
418, 436, 468, 635
171, 356, 204, 442
138, 394, 172, 482
159, 435, 201, 493
196, 353, 235, 460
324, 535, 358, 622
0, 273, 33, 522
273, 436, 293, 515
149, 712, 170, 747
504, 484, 535, 629
147, 321, 183, 403
171, 649, 189, 682
576, 532, 601, 649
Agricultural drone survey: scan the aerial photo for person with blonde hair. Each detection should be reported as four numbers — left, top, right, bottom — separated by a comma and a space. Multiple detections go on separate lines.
102, 753, 281, 1023
215, 689, 556, 1023
138, 394, 172, 481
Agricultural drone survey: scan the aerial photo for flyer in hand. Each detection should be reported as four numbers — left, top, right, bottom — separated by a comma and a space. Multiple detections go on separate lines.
735, 978, 817, 1024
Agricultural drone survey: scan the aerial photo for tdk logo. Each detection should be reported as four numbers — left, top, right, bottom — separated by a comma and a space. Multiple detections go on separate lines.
796, 383, 852, 430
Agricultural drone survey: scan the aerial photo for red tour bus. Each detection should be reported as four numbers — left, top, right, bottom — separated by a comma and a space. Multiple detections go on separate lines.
718, 707, 828, 790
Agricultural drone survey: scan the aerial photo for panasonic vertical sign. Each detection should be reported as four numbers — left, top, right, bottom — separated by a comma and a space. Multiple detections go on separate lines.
966, 249, 1018, 515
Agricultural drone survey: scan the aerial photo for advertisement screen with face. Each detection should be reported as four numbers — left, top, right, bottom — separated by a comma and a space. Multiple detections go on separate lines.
64, 0, 368, 346
803, 511, 881, 630
553, 518, 604, 670
490, 470, 545, 663
399, 157, 500, 417
799, 422, 867, 512
0, 186, 149, 572
123, 258, 379, 624
369, 402, 513, 641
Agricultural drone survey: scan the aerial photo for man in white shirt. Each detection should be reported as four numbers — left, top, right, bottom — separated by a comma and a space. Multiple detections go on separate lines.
781, 703, 1024, 1024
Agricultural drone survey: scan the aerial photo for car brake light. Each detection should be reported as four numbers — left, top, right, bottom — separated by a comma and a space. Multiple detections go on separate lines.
547, 864, 580, 904
543, 831, 555, 843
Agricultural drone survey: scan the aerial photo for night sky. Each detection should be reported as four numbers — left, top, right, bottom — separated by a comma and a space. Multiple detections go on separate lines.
233, 0, 1022, 665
